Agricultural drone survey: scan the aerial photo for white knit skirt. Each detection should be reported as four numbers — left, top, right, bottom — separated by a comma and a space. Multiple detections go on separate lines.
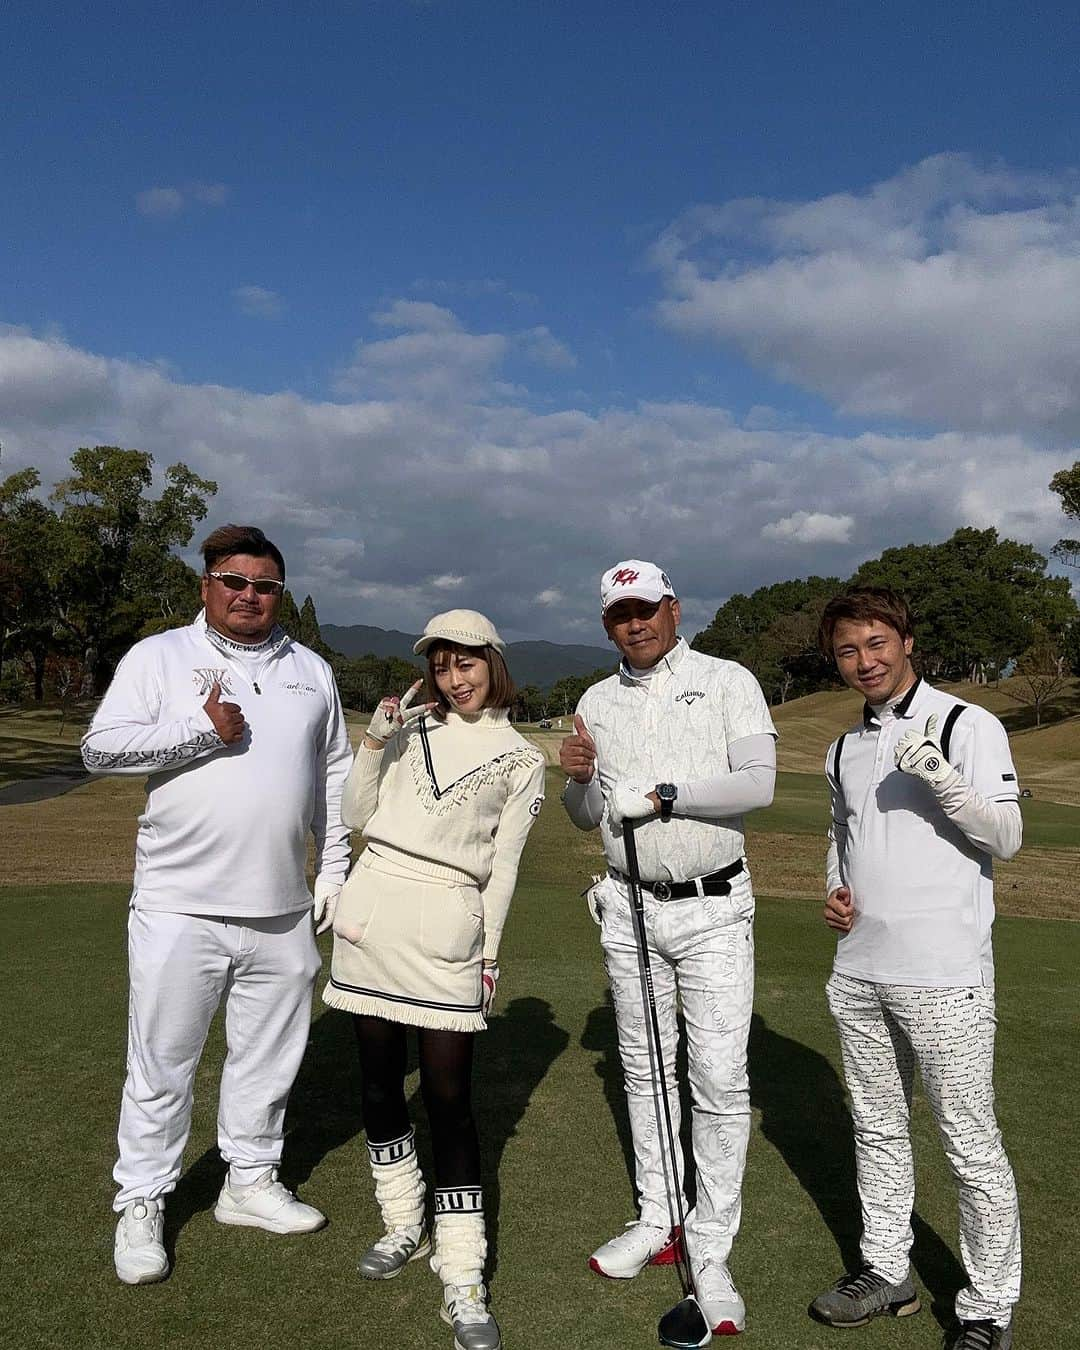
323, 849, 486, 1032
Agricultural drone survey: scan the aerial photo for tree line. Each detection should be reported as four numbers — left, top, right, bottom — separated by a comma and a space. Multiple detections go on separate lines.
3, 447, 1079, 716
0, 446, 419, 712
692, 468, 1080, 712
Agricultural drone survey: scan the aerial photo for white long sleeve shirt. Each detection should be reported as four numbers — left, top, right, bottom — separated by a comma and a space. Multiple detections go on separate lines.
81, 613, 353, 916
825, 677, 1021, 986
562, 638, 777, 882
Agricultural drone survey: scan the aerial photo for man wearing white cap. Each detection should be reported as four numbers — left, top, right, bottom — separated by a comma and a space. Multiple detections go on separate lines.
560, 560, 777, 1338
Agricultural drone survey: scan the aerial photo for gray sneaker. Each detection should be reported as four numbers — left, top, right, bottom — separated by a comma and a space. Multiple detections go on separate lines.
358, 1224, 431, 1280
440, 1283, 501, 1350
948, 1320, 1013, 1350
810, 1265, 921, 1327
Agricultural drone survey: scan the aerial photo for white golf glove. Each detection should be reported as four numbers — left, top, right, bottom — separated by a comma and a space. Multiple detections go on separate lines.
312, 876, 342, 935
608, 782, 657, 825
364, 681, 433, 744
583, 874, 606, 925
894, 714, 957, 791
481, 964, 500, 1017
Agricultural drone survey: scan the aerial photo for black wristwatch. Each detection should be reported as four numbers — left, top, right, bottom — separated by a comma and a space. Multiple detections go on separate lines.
655, 782, 678, 822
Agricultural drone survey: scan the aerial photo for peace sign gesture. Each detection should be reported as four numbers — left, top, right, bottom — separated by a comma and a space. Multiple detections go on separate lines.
363, 680, 437, 749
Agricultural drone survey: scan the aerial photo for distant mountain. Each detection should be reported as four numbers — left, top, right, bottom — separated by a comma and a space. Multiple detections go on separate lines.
321, 623, 616, 688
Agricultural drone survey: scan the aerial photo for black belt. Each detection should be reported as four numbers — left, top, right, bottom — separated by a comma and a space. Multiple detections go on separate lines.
610, 857, 744, 902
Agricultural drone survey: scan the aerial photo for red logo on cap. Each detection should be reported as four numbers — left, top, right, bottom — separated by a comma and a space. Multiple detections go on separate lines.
611, 568, 640, 586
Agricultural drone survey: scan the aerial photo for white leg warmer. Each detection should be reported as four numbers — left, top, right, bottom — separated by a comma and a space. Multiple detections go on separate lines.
430, 1188, 486, 1286
369, 1130, 426, 1232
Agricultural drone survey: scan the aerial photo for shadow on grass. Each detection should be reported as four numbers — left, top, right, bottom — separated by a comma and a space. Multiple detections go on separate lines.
215, 994, 569, 1283
580, 989, 699, 1218
749, 1013, 965, 1328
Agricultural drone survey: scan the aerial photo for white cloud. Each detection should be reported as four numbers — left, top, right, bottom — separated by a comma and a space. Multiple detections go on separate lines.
136, 187, 185, 218
652, 153, 1080, 439
338, 302, 508, 401
135, 182, 230, 218
518, 326, 577, 370
1, 323, 1067, 642
761, 511, 854, 545
233, 286, 285, 319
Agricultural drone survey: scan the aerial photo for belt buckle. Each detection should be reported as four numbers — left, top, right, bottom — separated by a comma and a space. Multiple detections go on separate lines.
652, 880, 672, 901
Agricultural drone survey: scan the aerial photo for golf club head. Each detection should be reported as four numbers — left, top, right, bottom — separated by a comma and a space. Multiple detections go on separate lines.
657, 1295, 711, 1349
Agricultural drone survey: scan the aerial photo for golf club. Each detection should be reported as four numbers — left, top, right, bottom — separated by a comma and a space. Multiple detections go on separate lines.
622, 818, 712, 1349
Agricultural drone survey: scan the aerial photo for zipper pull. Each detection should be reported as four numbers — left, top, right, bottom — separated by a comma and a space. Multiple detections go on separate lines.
253, 682, 261, 694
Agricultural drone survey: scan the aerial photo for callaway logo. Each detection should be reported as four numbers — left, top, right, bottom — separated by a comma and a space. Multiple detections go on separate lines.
193, 668, 234, 696
529, 797, 543, 816
610, 567, 641, 586
676, 689, 705, 706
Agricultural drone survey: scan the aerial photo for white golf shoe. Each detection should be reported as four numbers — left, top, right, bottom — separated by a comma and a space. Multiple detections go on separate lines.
440, 1282, 501, 1350
214, 1168, 326, 1234
695, 1259, 746, 1336
114, 1197, 169, 1285
588, 1221, 683, 1279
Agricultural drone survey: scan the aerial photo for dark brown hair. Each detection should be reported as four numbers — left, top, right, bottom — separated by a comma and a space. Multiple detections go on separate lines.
425, 642, 516, 716
817, 587, 915, 658
201, 524, 285, 579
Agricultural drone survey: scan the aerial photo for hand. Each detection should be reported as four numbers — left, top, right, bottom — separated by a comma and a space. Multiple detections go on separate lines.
894, 714, 955, 790
312, 877, 341, 936
824, 886, 854, 933
559, 714, 597, 783
481, 963, 500, 1017
583, 874, 606, 925
364, 680, 436, 747
204, 681, 245, 744
608, 782, 659, 825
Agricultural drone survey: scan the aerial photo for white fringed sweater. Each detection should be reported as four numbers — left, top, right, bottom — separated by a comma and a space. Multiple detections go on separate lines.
342, 707, 546, 960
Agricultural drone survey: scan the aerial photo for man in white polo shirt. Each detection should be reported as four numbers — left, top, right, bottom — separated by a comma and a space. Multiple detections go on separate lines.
810, 587, 1022, 1350
82, 523, 352, 1285
559, 560, 777, 1339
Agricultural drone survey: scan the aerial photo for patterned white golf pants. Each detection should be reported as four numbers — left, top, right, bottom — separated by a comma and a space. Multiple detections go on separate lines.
597, 870, 755, 1266
827, 972, 1021, 1324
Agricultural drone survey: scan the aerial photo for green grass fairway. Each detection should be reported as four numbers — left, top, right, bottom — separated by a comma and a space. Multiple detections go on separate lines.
3, 780, 1077, 1349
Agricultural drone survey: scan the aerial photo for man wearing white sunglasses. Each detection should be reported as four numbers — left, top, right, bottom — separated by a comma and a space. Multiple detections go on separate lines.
83, 523, 352, 1285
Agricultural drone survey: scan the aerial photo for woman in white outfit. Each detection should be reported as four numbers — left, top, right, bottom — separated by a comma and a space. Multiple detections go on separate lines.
323, 610, 546, 1350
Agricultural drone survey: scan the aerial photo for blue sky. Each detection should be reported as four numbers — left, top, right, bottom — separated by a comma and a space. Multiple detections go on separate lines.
3, 1, 1079, 640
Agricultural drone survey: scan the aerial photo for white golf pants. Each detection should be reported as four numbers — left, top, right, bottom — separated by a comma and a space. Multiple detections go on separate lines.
596, 870, 755, 1266
114, 906, 321, 1210
827, 972, 1021, 1324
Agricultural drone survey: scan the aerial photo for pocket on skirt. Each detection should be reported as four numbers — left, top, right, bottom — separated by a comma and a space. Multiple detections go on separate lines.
420, 885, 483, 963
333, 864, 379, 946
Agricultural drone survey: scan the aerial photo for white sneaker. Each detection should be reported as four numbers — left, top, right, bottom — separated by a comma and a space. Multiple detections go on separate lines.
114, 1197, 169, 1285
695, 1259, 746, 1336
214, 1168, 327, 1234
589, 1221, 683, 1279
440, 1283, 501, 1350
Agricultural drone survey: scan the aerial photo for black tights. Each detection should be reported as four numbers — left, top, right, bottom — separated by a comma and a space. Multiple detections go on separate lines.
352, 1015, 481, 1188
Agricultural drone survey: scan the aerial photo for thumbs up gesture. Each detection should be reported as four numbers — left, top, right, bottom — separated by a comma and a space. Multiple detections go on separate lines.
204, 681, 246, 745
559, 713, 597, 784
894, 713, 955, 790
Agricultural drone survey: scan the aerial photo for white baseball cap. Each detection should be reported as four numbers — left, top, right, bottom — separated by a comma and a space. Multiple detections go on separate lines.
600, 559, 677, 613
413, 609, 506, 655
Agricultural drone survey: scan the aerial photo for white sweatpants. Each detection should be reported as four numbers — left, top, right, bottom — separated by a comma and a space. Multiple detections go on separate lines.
596, 870, 755, 1267
114, 906, 321, 1210
827, 972, 1021, 1325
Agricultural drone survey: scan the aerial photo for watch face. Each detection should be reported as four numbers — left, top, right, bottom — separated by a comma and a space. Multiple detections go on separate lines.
657, 783, 677, 800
